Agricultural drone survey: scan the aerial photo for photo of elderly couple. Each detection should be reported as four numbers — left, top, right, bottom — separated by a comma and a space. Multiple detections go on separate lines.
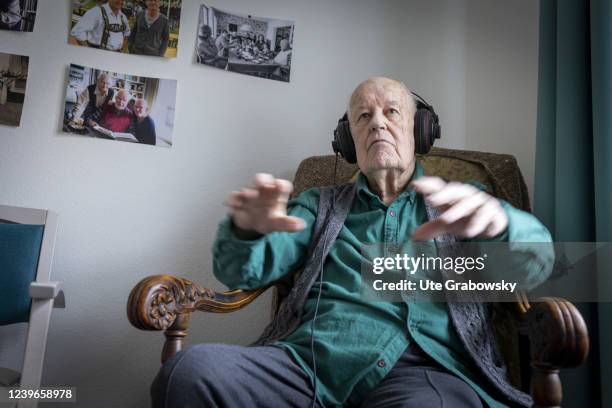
0, 0, 37, 32
196, 4, 295, 82
69, 0, 182, 58
62, 63, 177, 147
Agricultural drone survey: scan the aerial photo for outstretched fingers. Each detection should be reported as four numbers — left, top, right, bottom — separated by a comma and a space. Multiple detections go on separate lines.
411, 176, 507, 240
224, 173, 303, 234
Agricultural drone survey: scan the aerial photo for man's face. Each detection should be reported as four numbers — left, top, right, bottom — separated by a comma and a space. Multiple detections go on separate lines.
108, 0, 124, 12
134, 100, 148, 118
114, 92, 128, 110
97, 76, 110, 94
200, 26, 211, 39
146, 0, 160, 12
349, 79, 416, 175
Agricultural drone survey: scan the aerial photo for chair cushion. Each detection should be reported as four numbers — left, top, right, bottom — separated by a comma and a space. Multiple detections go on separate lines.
0, 224, 44, 325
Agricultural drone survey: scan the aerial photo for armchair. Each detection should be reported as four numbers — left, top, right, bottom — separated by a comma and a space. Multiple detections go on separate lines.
0, 204, 65, 408
128, 148, 588, 407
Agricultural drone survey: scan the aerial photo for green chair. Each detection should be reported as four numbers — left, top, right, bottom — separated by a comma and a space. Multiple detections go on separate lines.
0, 205, 64, 407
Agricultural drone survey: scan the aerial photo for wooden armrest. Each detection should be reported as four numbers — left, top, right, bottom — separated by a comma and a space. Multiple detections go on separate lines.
127, 274, 268, 331
517, 297, 589, 408
127, 274, 270, 363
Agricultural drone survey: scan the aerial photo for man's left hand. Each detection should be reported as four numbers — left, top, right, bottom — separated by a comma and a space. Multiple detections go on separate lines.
410, 176, 508, 241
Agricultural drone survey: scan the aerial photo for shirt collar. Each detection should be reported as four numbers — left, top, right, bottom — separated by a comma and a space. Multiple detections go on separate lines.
94, 87, 107, 98
103, 3, 121, 18
355, 161, 424, 207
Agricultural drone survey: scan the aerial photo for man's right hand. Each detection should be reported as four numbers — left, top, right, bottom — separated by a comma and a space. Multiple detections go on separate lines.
225, 173, 307, 238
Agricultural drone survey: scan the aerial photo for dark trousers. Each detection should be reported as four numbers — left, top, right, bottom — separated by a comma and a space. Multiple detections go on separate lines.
151, 342, 485, 408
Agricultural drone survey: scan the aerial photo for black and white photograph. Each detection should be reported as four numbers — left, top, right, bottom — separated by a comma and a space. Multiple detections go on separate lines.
0, 52, 29, 126
0, 0, 37, 32
62, 63, 177, 147
196, 5, 294, 82
69, 0, 183, 58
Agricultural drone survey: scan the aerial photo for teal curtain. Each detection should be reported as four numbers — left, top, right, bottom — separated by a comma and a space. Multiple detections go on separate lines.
535, 0, 612, 406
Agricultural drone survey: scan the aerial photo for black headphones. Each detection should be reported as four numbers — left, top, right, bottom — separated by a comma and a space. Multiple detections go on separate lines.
331, 91, 441, 164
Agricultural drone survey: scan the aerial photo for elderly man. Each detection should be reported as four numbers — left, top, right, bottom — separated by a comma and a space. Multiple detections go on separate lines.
72, 72, 115, 127
128, 0, 169, 57
151, 77, 553, 407
197, 24, 226, 68
273, 38, 292, 65
69, 0, 130, 51
272, 38, 292, 81
129, 98, 156, 145
95, 89, 133, 133
214, 30, 233, 58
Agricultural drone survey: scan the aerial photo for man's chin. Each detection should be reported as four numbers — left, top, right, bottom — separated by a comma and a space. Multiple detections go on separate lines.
364, 158, 401, 172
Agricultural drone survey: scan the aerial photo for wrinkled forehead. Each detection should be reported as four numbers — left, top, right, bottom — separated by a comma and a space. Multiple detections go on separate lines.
349, 80, 411, 112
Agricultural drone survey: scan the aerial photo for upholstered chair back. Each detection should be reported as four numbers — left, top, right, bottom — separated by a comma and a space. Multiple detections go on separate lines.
273, 147, 533, 388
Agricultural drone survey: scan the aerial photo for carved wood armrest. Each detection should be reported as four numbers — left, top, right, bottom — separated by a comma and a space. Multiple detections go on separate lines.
516, 297, 589, 408
127, 274, 268, 331
127, 275, 270, 363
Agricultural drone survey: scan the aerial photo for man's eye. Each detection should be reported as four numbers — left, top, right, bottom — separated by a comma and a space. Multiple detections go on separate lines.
388, 108, 399, 115
359, 113, 370, 120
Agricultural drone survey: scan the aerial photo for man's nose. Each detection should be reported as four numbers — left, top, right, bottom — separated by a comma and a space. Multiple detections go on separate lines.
369, 111, 386, 131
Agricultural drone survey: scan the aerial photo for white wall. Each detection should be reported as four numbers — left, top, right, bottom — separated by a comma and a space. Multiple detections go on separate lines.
0, 0, 539, 407
393, 0, 469, 149
465, 0, 540, 197
147, 78, 177, 144
395, 0, 539, 196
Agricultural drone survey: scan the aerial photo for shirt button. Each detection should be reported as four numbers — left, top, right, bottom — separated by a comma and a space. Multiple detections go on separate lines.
377, 359, 386, 367
389, 211, 396, 217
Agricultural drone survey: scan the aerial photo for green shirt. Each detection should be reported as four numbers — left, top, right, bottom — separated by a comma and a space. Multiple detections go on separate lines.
213, 162, 553, 407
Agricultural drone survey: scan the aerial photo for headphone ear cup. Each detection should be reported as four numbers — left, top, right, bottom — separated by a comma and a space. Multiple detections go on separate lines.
339, 121, 357, 163
414, 108, 434, 155
432, 122, 441, 142
333, 115, 357, 164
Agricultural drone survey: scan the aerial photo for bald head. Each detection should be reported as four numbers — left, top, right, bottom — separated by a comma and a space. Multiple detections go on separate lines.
347, 76, 418, 178
348, 77, 416, 123
134, 98, 149, 119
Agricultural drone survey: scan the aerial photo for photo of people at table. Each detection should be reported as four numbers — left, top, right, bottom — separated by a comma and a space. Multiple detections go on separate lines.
196, 5, 294, 82
68, 0, 182, 58
0, 0, 37, 32
62, 64, 177, 147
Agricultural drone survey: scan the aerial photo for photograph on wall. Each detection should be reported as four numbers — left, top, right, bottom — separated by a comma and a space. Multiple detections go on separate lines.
0, 0, 38, 32
196, 5, 294, 82
0, 52, 29, 127
62, 63, 177, 147
68, 0, 183, 58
